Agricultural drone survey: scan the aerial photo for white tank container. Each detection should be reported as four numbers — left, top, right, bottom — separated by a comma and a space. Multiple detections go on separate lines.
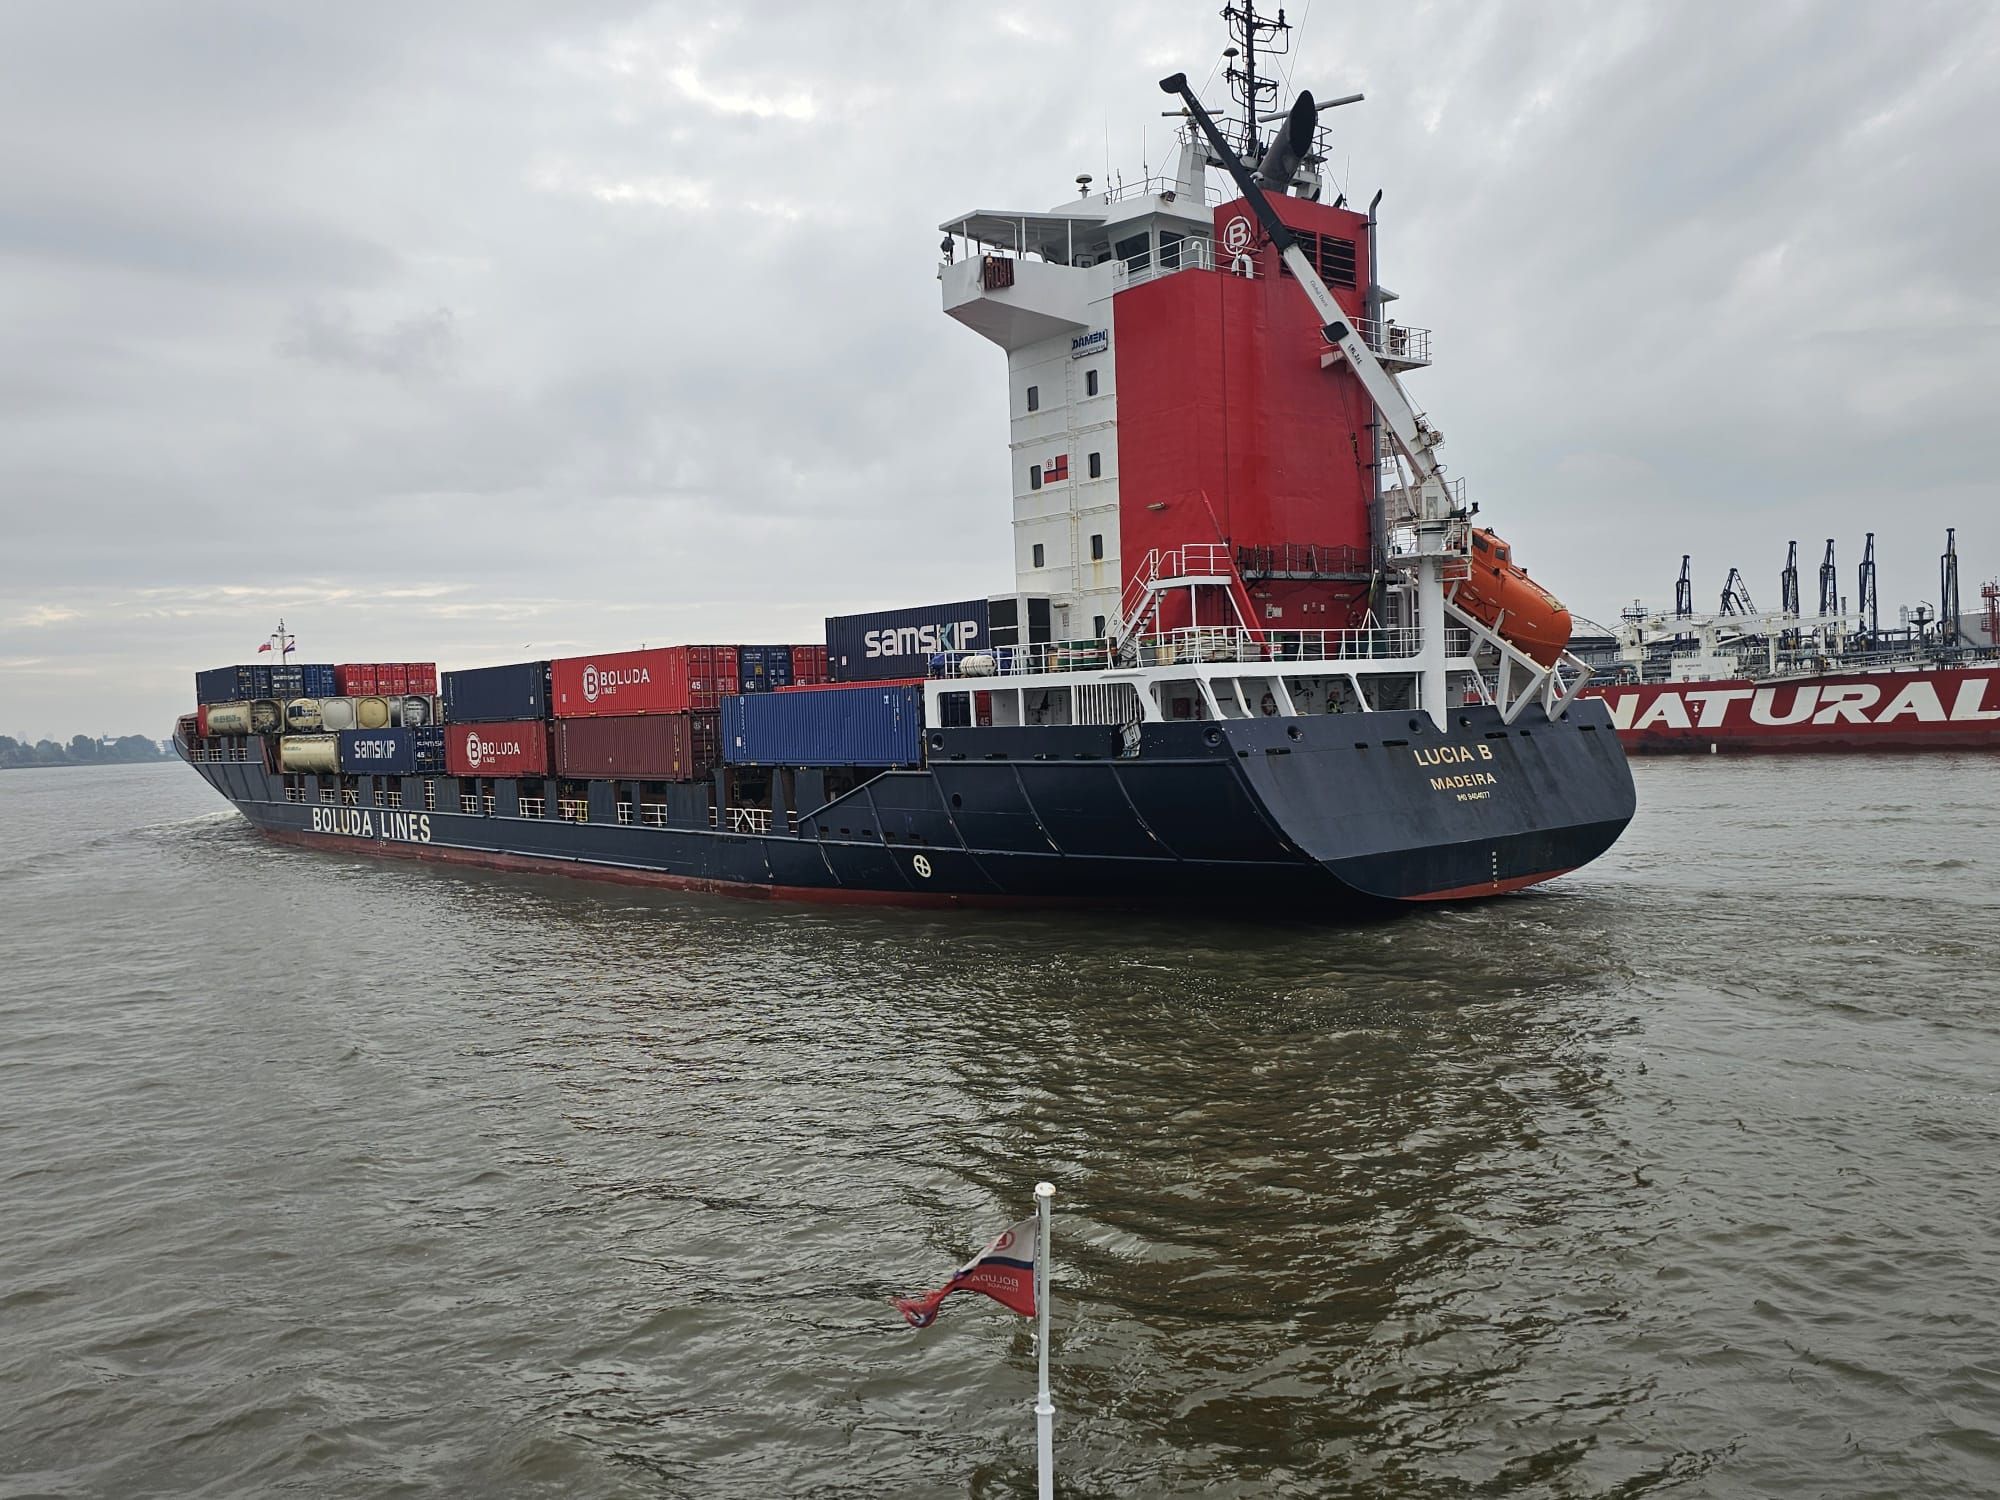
319, 697, 357, 731
285, 698, 323, 733
204, 702, 254, 735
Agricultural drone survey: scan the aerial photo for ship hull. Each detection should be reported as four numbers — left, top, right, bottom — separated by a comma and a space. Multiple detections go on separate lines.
181, 701, 1635, 912
1584, 664, 2000, 754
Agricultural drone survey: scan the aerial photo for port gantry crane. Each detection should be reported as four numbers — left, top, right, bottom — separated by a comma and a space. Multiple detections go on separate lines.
1156, 72, 1588, 728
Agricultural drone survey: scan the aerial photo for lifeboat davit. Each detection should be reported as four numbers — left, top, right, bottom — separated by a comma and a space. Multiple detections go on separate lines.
1454, 529, 1572, 668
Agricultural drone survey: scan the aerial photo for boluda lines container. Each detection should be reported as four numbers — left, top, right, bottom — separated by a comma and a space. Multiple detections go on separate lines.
553, 713, 698, 780
445, 720, 550, 777
285, 697, 323, 733
319, 697, 358, 732
443, 662, 548, 724
279, 735, 340, 773
355, 695, 392, 730
551, 646, 685, 718
337, 727, 416, 775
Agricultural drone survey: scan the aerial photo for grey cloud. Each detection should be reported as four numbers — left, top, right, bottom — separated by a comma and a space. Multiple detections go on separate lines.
1, 1, 1996, 736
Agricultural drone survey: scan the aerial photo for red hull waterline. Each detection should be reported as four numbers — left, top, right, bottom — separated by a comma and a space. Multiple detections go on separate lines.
1585, 665, 2000, 753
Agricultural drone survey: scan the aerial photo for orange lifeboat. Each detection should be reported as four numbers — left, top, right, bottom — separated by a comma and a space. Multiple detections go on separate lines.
1454, 529, 1572, 668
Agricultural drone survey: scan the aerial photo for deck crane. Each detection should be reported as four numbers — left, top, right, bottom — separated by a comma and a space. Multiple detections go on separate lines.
1719, 568, 1756, 616
1857, 533, 1878, 642
1818, 539, 1839, 618
1158, 73, 1580, 726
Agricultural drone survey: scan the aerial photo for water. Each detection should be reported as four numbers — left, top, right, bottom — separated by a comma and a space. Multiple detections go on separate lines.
3, 759, 1997, 1498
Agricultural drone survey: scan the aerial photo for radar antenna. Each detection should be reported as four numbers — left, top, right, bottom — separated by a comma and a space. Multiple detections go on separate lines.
1221, 0, 1291, 160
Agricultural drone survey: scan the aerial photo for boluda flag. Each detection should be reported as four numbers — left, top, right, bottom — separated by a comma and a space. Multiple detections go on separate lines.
894, 1214, 1038, 1328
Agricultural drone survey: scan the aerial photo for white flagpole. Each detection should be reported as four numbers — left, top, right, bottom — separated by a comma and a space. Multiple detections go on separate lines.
1034, 1181, 1055, 1500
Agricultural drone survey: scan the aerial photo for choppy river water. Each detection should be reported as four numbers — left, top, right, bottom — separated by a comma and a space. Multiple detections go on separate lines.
2, 758, 1996, 1498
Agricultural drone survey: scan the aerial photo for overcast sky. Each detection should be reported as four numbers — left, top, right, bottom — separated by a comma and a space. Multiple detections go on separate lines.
3, 1, 1996, 738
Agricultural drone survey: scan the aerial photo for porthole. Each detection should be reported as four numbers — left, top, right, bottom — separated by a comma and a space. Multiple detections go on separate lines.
950, 793, 962, 808
1286, 725, 1302, 740
1408, 717, 1423, 732
929, 732, 945, 750
1203, 728, 1222, 747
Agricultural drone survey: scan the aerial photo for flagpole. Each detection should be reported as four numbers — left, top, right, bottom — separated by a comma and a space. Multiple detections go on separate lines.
1034, 1180, 1054, 1500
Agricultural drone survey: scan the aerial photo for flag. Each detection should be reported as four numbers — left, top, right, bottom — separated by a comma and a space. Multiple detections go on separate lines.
257, 641, 273, 653
894, 1214, 1038, 1328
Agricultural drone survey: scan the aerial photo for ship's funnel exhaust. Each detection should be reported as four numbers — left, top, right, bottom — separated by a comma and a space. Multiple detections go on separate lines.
1255, 91, 1318, 191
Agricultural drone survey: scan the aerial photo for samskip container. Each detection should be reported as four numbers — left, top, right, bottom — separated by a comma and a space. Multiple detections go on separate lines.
411, 724, 446, 773
721, 683, 923, 767
444, 720, 551, 777
443, 662, 548, 724
279, 735, 340, 773
268, 665, 304, 696
337, 728, 416, 775
553, 713, 704, 781
827, 600, 987, 681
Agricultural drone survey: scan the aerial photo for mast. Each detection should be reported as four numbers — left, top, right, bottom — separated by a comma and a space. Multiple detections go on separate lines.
1221, 0, 1291, 159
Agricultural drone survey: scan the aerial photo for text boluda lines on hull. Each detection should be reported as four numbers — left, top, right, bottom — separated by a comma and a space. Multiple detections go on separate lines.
174, 7, 1635, 912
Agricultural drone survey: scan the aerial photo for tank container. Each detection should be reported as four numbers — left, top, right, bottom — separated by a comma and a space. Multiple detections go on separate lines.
279, 735, 340, 773
355, 696, 392, 730
319, 697, 357, 731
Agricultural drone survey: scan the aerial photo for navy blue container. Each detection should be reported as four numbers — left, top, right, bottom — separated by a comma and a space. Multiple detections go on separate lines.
299, 663, 337, 697
442, 661, 549, 723
827, 600, 988, 681
736, 645, 797, 693
249, 664, 274, 697
195, 665, 257, 703
268, 664, 305, 696
411, 724, 446, 773
337, 727, 416, 774
722, 684, 923, 767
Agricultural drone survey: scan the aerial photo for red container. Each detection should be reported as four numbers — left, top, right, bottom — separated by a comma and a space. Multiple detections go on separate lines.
790, 644, 830, 685
444, 720, 550, 777
777, 675, 925, 692
551, 646, 689, 718
376, 663, 409, 694
196, 704, 210, 736
549, 645, 750, 717
689, 709, 721, 772
334, 663, 377, 695
405, 663, 439, 694
554, 713, 702, 780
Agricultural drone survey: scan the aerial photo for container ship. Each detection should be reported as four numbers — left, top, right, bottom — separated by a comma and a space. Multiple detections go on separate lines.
1583, 531, 2000, 753
176, 6, 1635, 911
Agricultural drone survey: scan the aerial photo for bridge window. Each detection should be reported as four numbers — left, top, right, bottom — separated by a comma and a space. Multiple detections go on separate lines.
1115, 232, 1150, 273
1085, 369, 1099, 397
1030, 465, 1042, 491
1090, 533, 1104, 561
1088, 451, 1102, 478
1032, 542, 1045, 568
1026, 385, 1039, 413
1093, 615, 1106, 639
1160, 231, 1184, 270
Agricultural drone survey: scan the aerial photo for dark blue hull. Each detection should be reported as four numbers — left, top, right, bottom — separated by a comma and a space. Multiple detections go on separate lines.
179, 702, 1635, 911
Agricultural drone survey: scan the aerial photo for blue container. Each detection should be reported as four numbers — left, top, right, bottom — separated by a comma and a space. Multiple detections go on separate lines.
337, 727, 416, 775
722, 684, 923, 767
195, 664, 257, 703
826, 600, 988, 681
299, 663, 337, 697
736, 645, 797, 693
411, 724, 446, 773
442, 661, 548, 723
268, 664, 305, 696
249, 664, 274, 697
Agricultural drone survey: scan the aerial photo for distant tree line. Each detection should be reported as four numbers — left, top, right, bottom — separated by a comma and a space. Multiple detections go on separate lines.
0, 734, 170, 769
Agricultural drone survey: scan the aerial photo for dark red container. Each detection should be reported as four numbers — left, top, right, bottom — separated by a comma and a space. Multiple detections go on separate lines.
553, 713, 699, 780
376, 663, 409, 694
334, 663, 378, 695
406, 663, 439, 694
443, 720, 550, 776
790, 644, 830, 685
689, 709, 721, 772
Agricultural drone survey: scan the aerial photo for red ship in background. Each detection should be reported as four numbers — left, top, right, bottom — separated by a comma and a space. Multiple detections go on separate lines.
1582, 528, 2000, 752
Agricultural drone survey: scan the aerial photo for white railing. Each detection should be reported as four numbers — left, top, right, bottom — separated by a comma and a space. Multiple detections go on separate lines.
1110, 237, 1219, 292
726, 806, 772, 835
1347, 316, 1433, 366
928, 625, 1425, 679
1100, 174, 1224, 207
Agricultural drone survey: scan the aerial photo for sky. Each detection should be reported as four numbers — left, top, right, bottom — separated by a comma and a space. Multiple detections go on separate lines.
3, 1, 1996, 739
